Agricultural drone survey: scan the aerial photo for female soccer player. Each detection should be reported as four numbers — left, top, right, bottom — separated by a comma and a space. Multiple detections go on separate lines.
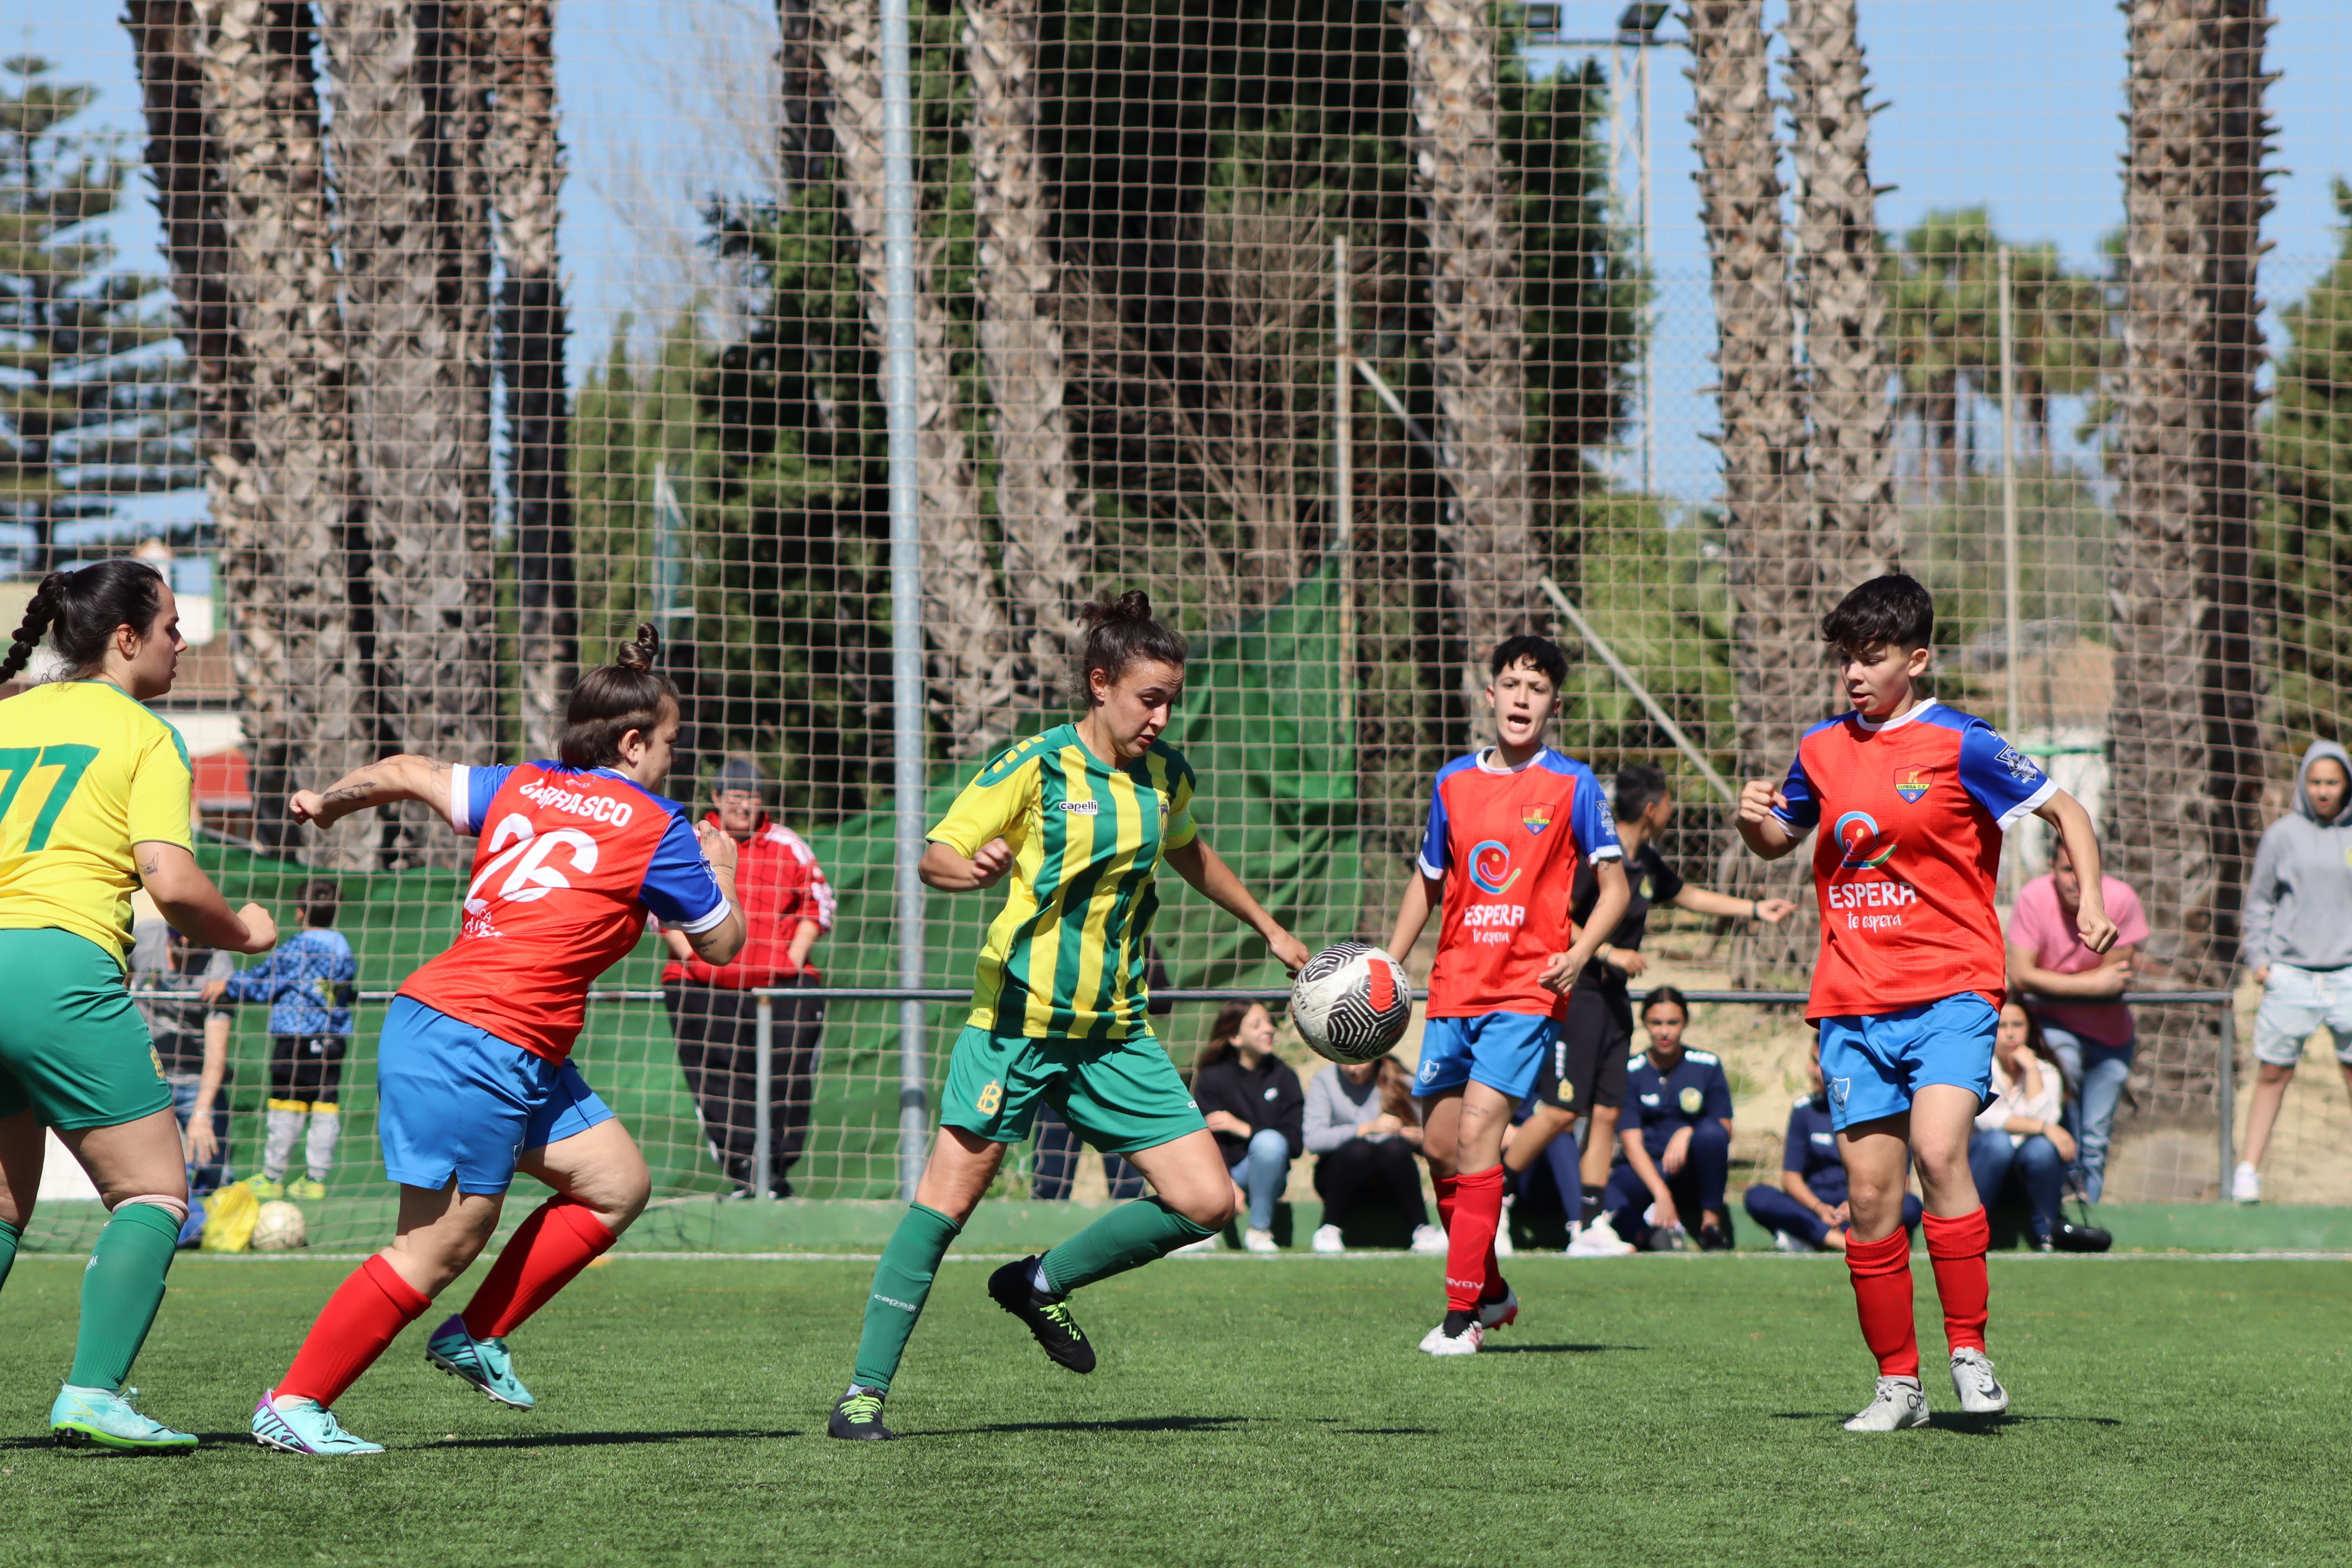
0, 560, 278, 1449
829, 590, 1310, 1441
1737, 574, 2113, 1432
251, 626, 744, 1455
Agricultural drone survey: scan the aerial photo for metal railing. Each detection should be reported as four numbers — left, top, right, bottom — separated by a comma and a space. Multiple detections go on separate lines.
130, 985, 2242, 1203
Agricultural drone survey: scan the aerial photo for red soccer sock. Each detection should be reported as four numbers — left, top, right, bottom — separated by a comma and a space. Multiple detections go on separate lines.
460, 1198, 618, 1341
1844, 1226, 1920, 1379
1433, 1172, 1461, 1237
1922, 1207, 1991, 1355
277, 1255, 432, 1408
1442, 1167, 1506, 1314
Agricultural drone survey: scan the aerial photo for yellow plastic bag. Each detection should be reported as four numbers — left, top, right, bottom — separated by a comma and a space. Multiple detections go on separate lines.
201, 1180, 258, 1253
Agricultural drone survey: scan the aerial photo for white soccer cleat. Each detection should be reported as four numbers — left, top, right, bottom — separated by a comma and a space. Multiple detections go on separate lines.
1773, 1229, 1821, 1254
1492, 1224, 1515, 1259
1949, 1348, 2010, 1416
1409, 1223, 1448, 1256
1417, 1319, 1484, 1356
1476, 1286, 1519, 1332
1242, 1226, 1279, 1255
1309, 1223, 1345, 1254
1842, 1376, 1929, 1432
2232, 1161, 2261, 1205
1565, 1219, 1637, 1257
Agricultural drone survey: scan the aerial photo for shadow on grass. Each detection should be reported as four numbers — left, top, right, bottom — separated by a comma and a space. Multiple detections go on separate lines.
1769, 1412, 2122, 1433
924, 1415, 1242, 1437
1478, 1342, 1645, 1356
411, 1428, 805, 1450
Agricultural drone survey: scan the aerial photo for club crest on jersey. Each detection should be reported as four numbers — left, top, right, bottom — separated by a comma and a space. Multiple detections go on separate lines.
1522, 803, 1553, 836
1678, 1086, 1704, 1115
1829, 1076, 1851, 1109
1469, 839, 1520, 896
1893, 766, 1933, 803
1995, 743, 2044, 784
1832, 811, 1897, 870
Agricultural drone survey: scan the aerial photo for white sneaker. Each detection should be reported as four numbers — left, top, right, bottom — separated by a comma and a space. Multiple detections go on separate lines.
1564, 1218, 1637, 1257
1772, 1229, 1821, 1254
1417, 1319, 1484, 1356
1409, 1223, 1448, 1256
1242, 1226, 1279, 1255
1309, 1223, 1345, 1254
2232, 1161, 2260, 1204
1842, 1376, 1929, 1432
1949, 1348, 2010, 1415
1492, 1224, 1515, 1259
1476, 1285, 1519, 1331
1172, 1234, 1221, 1254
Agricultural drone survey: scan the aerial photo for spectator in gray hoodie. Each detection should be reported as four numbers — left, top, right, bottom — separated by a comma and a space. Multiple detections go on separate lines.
1304, 1056, 1445, 1255
2233, 740, 2352, 1204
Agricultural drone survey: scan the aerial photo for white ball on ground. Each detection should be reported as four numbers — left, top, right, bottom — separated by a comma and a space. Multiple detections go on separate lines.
1290, 941, 1413, 1063
251, 1200, 309, 1253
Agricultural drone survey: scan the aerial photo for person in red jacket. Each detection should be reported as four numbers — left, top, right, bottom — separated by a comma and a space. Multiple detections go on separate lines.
662, 756, 835, 1196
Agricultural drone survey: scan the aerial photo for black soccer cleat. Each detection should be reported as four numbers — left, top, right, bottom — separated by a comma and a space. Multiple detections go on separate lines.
828, 1387, 897, 1441
988, 1256, 1097, 1374
1697, 1221, 1735, 1253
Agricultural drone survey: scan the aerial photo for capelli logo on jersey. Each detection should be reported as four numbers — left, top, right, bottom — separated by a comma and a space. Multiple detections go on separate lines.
1469, 839, 1521, 895
1832, 811, 1898, 870
1057, 799, 1099, 816
1893, 766, 1933, 803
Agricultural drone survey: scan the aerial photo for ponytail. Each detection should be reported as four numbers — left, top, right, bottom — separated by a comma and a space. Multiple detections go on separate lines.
1068, 589, 1187, 707
0, 560, 167, 685
558, 623, 677, 767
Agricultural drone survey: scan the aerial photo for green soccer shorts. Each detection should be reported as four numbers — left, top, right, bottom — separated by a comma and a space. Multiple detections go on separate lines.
939, 1025, 1207, 1155
0, 928, 172, 1131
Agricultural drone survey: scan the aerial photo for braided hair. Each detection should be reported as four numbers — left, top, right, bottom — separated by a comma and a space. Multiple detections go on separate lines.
557, 623, 677, 767
1069, 589, 1187, 706
1, 560, 168, 686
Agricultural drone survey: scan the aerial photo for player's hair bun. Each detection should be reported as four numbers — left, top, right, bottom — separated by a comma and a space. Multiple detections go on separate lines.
1069, 588, 1187, 707
559, 623, 677, 767
1077, 589, 1155, 631
613, 622, 661, 672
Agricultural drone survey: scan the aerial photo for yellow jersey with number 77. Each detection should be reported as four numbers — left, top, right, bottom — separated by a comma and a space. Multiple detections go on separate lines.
0, 678, 194, 965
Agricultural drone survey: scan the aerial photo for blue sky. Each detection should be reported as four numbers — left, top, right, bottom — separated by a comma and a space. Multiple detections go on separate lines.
20, 0, 2352, 516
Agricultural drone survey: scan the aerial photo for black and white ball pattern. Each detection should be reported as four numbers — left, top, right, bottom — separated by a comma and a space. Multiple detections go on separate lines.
1290, 942, 1413, 1064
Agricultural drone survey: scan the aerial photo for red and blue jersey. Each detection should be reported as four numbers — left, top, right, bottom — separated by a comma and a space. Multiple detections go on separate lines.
400, 762, 731, 1061
1418, 747, 1621, 1020
1771, 701, 2055, 1021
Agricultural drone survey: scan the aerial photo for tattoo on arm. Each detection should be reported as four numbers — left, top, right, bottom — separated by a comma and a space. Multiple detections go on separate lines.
322, 785, 371, 808
138, 851, 160, 877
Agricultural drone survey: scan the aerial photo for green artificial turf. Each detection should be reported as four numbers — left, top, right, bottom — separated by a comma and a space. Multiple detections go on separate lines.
0, 1253, 2341, 1567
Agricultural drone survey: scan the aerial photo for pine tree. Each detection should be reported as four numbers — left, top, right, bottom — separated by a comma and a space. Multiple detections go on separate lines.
0, 55, 201, 576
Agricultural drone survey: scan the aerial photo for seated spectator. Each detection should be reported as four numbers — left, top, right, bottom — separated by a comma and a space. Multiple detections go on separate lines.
1968, 998, 2078, 1251
1745, 1036, 1921, 1252
1305, 1054, 1443, 1255
1599, 987, 1735, 1251
1191, 1002, 1304, 1253
2007, 837, 2147, 1203
2234, 740, 2352, 1205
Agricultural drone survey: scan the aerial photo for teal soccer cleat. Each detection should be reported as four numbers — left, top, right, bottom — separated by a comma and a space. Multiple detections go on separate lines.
251, 1391, 384, 1455
49, 1384, 197, 1452
425, 1314, 536, 1409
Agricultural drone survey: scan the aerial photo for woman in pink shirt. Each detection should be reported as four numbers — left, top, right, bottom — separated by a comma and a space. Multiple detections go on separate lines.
2005, 839, 2149, 1203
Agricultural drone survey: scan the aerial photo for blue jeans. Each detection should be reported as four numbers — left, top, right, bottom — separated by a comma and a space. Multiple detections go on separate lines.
1227, 1128, 1292, 1231
166, 1074, 232, 1194
1968, 1128, 2065, 1242
2043, 1024, 2132, 1204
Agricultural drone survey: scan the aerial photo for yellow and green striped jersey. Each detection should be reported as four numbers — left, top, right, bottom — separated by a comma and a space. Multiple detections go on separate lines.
0, 678, 195, 965
929, 724, 1199, 1041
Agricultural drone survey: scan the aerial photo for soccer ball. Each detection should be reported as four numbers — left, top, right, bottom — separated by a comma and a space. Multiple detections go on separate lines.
1290, 942, 1414, 1064
251, 1200, 309, 1253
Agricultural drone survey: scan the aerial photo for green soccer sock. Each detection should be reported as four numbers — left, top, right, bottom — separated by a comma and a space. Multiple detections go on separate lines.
1038, 1196, 1216, 1295
0, 1216, 19, 1295
850, 1203, 962, 1394
68, 1201, 181, 1391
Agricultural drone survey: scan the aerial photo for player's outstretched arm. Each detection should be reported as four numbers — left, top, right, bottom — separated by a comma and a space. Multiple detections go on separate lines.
289, 754, 454, 831
136, 841, 277, 954
2031, 791, 2118, 954
1735, 779, 1802, 860
1163, 837, 1311, 972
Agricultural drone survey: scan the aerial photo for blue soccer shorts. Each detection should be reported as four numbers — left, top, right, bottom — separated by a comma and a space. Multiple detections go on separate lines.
1415, 1012, 1558, 1100
1817, 993, 1999, 1132
375, 995, 616, 1195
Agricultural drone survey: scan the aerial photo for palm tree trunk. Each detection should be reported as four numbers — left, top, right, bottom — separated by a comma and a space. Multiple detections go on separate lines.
486, 0, 577, 758
1403, 0, 1538, 689
1785, 0, 1898, 581
1688, 0, 1818, 982
319, 0, 500, 864
813, 0, 1018, 756
2112, 0, 2275, 1121
964, 0, 1089, 687
177, 0, 376, 869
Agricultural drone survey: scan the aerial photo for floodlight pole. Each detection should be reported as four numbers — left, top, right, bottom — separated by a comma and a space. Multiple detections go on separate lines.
1998, 246, 2023, 741
879, 0, 929, 1203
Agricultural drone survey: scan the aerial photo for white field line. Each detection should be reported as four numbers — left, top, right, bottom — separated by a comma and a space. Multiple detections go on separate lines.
21, 1249, 2349, 1264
